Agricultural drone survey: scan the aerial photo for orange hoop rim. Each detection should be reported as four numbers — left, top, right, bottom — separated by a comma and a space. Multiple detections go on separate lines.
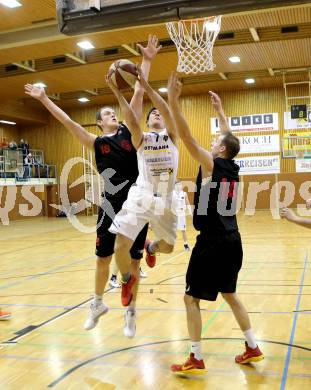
169, 15, 221, 24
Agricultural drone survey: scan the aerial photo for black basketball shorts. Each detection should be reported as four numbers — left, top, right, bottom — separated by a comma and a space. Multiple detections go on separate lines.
185, 230, 243, 301
95, 196, 148, 259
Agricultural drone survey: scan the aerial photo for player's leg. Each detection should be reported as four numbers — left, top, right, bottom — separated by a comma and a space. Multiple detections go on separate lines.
182, 230, 190, 251
171, 237, 208, 374
221, 231, 263, 363
222, 292, 264, 363
171, 294, 206, 375
84, 255, 111, 330
109, 259, 121, 288
109, 188, 150, 306
177, 214, 190, 251
145, 208, 177, 267
123, 223, 148, 337
84, 207, 115, 330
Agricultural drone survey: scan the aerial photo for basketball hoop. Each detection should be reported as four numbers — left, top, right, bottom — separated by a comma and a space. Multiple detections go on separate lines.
166, 16, 222, 74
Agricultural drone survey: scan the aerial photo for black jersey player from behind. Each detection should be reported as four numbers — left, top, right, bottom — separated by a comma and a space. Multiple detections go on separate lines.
25, 35, 161, 338
167, 72, 264, 374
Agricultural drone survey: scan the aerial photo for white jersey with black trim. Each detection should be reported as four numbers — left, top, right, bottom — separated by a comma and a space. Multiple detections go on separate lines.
136, 129, 179, 195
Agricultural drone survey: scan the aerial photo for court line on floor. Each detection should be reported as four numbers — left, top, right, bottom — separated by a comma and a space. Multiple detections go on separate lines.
280, 251, 309, 390
0, 268, 95, 280
0, 302, 310, 316
47, 337, 311, 387
0, 252, 185, 344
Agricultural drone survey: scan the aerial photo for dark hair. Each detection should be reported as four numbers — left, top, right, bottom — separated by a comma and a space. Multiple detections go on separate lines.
146, 107, 157, 123
221, 132, 240, 159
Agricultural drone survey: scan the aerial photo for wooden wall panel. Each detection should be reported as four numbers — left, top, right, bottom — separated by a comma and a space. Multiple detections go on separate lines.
0, 124, 20, 144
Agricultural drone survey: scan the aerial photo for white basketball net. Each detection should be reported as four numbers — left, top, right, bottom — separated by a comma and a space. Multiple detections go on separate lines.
166, 16, 222, 74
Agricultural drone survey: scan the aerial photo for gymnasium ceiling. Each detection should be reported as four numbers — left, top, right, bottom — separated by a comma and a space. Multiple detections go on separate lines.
0, 0, 311, 126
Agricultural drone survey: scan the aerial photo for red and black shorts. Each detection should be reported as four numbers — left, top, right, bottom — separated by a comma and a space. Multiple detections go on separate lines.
96, 196, 148, 259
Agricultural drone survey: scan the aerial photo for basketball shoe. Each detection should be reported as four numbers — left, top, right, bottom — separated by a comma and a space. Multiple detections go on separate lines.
139, 267, 148, 278
123, 309, 136, 338
235, 342, 264, 364
171, 353, 206, 375
144, 239, 157, 268
109, 275, 121, 288
84, 301, 108, 330
121, 274, 137, 306
0, 310, 11, 320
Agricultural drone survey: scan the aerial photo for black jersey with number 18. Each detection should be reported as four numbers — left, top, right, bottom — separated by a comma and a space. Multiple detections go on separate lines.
94, 124, 138, 200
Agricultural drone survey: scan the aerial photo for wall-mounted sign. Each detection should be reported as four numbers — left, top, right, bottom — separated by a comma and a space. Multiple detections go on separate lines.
235, 155, 280, 175
211, 113, 279, 134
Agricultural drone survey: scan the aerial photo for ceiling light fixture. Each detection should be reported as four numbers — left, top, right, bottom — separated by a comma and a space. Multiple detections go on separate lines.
0, 0, 22, 8
78, 97, 90, 102
0, 120, 16, 125
245, 78, 255, 84
77, 40, 95, 50
229, 56, 240, 63
158, 87, 168, 93
203, 20, 220, 32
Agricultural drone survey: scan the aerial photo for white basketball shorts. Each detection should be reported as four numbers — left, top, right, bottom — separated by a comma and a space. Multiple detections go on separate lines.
109, 185, 177, 245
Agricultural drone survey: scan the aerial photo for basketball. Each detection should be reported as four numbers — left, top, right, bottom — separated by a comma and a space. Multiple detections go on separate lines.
108, 59, 138, 90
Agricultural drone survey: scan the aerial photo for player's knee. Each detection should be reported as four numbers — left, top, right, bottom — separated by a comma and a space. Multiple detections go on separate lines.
96, 256, 111, 269
184, 294, 198, 308
114, 234, 132, 254
221, 292, 238, 305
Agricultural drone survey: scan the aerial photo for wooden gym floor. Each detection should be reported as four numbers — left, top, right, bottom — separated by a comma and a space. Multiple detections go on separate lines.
0, 211, 310, 389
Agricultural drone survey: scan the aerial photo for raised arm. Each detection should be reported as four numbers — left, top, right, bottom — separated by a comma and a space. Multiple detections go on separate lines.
137, 66, 178, 144
24, 84, 96, 149
130, 35, 161, 123
167, 72, 214, 172
281, 208, 311, 229
106, 76, 143, 150
209, 91, 231, 134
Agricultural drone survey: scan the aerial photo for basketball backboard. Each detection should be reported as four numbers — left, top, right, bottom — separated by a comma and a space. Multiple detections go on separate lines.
57, 0, 311, 35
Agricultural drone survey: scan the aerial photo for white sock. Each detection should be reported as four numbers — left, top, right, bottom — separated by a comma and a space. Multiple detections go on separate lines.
148, 242, 157, 254
190, 341, 202, 360
93, 294, 102, 306
128, 300, 136, 313
244, 329, 257, 349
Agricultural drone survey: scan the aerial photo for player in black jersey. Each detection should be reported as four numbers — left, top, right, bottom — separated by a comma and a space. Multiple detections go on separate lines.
167, 72, 264, 374
24, 35, 161, 338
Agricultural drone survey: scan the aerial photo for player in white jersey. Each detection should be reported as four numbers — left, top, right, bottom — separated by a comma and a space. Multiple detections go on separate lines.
106, 66, 179, 317
173, 182, 192, 251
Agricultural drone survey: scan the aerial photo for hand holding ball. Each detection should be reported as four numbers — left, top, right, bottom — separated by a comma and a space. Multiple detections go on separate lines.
107, 59, 138, 90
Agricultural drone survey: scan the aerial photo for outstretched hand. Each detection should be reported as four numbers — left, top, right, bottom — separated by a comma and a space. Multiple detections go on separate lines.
209, 91, 223, 113
137, 34, 162, 61
280, 207, 297, 222
167, 71, 182, 101
24, 84, 46, 100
